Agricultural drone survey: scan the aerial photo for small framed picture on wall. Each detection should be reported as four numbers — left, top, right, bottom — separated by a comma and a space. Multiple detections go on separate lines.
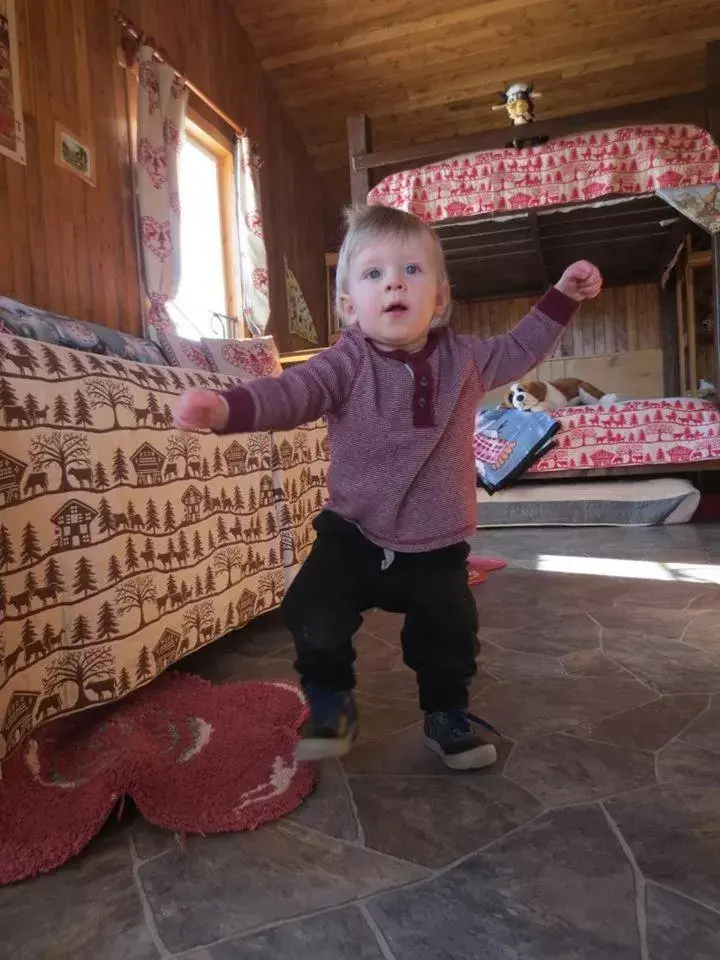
54, 122, 95, 186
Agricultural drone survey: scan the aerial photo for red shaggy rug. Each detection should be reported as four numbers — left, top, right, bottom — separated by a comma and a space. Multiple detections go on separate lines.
0, 674, 315, 885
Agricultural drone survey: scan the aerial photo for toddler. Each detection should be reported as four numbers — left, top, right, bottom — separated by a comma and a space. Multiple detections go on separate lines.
175, 204, 601, 770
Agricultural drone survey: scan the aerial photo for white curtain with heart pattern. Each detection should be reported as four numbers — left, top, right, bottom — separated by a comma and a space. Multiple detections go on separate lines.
136, 46, 188, 333
235, 136, 271, 336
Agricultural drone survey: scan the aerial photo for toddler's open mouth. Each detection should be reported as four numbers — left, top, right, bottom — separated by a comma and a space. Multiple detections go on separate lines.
384, 301, 409, 315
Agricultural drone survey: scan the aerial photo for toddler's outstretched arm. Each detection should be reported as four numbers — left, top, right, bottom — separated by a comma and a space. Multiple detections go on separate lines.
174, 335, 361, 434
472, 261, 602, 393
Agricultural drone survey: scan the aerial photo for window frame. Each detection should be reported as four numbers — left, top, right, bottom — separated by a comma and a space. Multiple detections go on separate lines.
181, 108, 243, 338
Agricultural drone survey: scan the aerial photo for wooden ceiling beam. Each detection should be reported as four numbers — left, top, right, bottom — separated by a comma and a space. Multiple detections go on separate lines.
251, 0, 501, 57
441, 227, 531, 247
308, 66, 705, 170
258, 0, 548, 70
541, 198, 667, 226
543, 231, 668, 253
352, 91, 706, 173
278, 17, 713, 109
313, 69, 704, 170
292, 41, 710, 136
539, 218, 674, 242
444, 239, 533, 259
707, 39, 720, 144
293, 43, 705, 130
269, 1, 665, 83
447, 249, 537, 266
347, 115, 372, 207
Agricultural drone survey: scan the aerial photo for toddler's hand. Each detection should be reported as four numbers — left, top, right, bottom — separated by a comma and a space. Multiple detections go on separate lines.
555, 261, 602, 302
174, 389, 228, 432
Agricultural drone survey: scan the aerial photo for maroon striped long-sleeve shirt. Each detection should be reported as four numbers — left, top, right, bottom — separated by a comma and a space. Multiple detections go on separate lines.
218, 287, 578, 552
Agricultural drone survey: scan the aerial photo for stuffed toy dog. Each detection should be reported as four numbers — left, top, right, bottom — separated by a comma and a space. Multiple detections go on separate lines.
505, 377, 614, 413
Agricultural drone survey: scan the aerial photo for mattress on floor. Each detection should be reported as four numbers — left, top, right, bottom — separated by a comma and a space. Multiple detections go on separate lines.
476, 478, 700, 527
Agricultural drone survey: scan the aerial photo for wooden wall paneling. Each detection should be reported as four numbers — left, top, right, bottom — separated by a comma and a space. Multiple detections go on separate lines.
70, 0, 97, 325
658, 282, 680, 397
30, 1, 67, 320
4, 1, 29, 302
685, 256, 698, 396
83, 0, 109, 326
613, 288, 629, 353
558, 322, 572, 358
44, 0, 82, 322
66, 0, 93, 323
676, 274, 688, 395
452, 284, 660, 361
0, 0, 326, 341
15, 0, 48, 308
112, 56, 143, 333
580, 300, 596, 357
603, 287, 617, 357
0, 125, 15, 298
480, 348, 664, 407
83, 0, 123, 331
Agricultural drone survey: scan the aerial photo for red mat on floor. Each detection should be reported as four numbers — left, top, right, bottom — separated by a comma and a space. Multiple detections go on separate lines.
0, 674, 314, 885
468, 555, 507, 586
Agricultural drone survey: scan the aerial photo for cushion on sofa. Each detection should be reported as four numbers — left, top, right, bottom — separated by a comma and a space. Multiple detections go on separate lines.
154, 328, 217, 371
201, 335, 282, 379
0, 296, 167, 365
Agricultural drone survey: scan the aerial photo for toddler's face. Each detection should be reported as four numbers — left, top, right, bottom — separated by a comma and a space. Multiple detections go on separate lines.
340, 234, 448, 352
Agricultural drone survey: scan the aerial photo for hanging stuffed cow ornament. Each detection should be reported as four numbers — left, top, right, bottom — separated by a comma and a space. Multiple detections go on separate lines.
492, 83, 545, 147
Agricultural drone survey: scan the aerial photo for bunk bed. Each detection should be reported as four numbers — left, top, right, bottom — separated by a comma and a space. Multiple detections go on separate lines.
345, 41, 720, 483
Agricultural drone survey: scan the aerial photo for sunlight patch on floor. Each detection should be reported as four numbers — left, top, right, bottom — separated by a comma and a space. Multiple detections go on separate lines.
534, 554, 720, 584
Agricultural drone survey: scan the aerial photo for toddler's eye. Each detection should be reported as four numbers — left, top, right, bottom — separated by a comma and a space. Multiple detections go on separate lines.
365, 268, 382, 280
405, 264, 422, 276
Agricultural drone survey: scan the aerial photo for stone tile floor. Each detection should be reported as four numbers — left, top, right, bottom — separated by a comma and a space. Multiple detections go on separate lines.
4, 524, 720, 958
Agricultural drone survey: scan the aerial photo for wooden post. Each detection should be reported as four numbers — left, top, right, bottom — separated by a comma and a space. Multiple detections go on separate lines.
704, 41, 720, 396
676, 272, 687, 396
706, 40, 720, 148
347, 114, 372, 207
713, 233, 720, 402
685, 239, 698, 398
659, 282, 680, 397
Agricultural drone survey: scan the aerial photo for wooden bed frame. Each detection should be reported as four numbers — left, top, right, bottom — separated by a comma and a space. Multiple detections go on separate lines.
344, 42, 720, 480
346, 41, 720, 406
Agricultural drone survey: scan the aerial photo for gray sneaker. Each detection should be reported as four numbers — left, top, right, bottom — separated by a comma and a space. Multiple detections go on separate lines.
424, 709, 499, 771
295, 687, 359, 761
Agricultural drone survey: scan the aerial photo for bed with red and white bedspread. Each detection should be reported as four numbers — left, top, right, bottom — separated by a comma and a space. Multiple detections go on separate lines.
525, 397, 720, 474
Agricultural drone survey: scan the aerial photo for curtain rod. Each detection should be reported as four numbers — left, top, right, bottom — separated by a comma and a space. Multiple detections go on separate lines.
114, 9, 246, 138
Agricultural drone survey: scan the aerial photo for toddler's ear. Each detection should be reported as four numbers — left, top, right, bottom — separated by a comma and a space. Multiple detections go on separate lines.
435, 281, 450, 318
339, 293, 356, 325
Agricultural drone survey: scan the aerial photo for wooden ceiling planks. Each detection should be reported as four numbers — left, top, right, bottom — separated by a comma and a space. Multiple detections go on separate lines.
231, 0, 719, 172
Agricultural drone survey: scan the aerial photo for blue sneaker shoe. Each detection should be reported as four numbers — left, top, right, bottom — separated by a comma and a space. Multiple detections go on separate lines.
424, 709, 500, 770
295, 686, 359, 761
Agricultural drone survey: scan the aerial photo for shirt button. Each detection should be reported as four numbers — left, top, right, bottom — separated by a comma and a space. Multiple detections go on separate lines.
418, 397, 427, 407
419, 376, 428, 386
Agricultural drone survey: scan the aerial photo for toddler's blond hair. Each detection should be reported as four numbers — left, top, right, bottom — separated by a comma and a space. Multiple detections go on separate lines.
335, 205, 451, 326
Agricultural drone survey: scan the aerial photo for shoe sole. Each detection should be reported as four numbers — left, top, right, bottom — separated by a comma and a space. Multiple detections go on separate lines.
295, 724, 359, 762
424, 736, 498, 771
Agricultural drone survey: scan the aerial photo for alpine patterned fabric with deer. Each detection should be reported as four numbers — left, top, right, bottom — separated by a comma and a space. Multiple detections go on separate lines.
0, 333, 330, 764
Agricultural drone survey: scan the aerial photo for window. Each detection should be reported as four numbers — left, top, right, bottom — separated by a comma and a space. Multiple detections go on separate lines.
168, 113, 240, 340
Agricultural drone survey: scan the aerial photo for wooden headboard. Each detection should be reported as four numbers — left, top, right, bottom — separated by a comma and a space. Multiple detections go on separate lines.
482, 348, 664, 407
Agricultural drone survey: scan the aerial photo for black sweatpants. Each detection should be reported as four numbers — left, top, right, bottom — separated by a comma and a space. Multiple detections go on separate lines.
282, 510, 479, 713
